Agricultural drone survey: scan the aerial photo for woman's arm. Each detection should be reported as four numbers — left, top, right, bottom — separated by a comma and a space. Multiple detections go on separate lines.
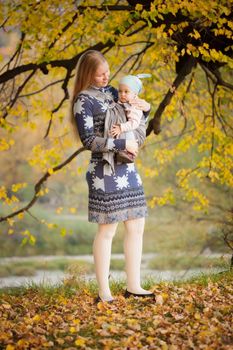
73, 94, 126, 153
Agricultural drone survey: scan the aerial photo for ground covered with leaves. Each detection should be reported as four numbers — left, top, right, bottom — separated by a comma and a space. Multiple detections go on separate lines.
0, 272, 232, 350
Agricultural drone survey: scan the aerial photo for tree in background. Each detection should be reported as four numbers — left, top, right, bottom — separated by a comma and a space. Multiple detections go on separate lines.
0, 0, 232, 246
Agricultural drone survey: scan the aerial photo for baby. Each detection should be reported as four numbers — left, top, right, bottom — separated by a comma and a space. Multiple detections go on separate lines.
111, 74, 151, 139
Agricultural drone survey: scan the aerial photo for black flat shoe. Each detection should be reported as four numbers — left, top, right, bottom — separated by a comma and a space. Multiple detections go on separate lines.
94, 295, 115, 304
124, 289, 155, 298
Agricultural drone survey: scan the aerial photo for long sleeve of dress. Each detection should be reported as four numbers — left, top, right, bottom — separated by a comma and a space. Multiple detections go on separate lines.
73, 94, 126, 152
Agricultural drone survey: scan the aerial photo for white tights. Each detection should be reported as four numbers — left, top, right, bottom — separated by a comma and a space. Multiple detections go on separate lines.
92, 217, 151, 301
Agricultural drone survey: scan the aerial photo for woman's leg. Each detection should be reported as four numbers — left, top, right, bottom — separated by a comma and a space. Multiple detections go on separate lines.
124, 217, 152, 294
93, 222, 118, 301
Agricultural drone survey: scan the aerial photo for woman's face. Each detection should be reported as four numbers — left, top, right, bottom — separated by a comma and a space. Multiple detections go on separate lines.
92, 61, 110, 87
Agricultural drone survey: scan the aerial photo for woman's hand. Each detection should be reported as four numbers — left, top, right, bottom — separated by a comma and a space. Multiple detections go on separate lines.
126, 140, 138, 156
111, 124, 121, 138
129, 97, 150, 112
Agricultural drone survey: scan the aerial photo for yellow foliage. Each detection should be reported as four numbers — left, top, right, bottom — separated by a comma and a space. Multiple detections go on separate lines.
56, 207, 63, 214
11, 183, 27, 192
69, 207, 77, 214
149, 188, 175, 208
21, 230, 36, 246
17, 212, 24, 220
0, 138, 15, 151
46, 222, 57, 229
135, 4, 143, 12
60, 228, 67, 236
0, 0, 232, 232
0, 186, 7, 200
28, 141, 63, 172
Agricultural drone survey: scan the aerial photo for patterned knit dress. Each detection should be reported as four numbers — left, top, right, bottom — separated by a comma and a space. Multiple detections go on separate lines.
73, 85, 148, 224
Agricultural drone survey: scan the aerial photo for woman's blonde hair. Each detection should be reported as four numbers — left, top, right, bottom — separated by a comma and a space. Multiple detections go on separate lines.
69, 50, 107, 143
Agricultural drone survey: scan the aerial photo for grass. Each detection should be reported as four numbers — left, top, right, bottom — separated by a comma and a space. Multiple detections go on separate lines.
0, 257, 128, 277
147, 253, 230, 270
0, 269, 232, 298
175, 268, 233, 286
0, 259, 94, 277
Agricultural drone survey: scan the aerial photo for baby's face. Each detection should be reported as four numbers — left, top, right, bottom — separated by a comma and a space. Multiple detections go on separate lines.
118, 84, 137, 103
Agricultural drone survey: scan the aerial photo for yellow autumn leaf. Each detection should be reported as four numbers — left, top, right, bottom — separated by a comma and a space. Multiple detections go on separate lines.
69, 326, 77, 333
73, 319, 81, 325
17, 212, 24, 220
60, 228, 67, 236
7, 218, 15, 227
48, 168, 54, 174
135, 4, 143, 11
194, 312, 201, 320
75, 337, 86, 346
56, 207, 63, 214
69, 207, 77, 214
6, 345, 15, 350
33, 314, 41, 322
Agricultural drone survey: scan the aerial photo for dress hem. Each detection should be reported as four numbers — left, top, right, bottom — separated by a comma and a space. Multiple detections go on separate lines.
88, 207, 148, 224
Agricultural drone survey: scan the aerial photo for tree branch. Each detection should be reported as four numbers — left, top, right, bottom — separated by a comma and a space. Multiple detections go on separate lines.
0, 15, 10, 29
2, 69, 37, 119
0, 32, 26, 74
48, 13, 78, 50
19, 78, 66, 98
76, 5, 133, 11
146, 55, 196, 136
200, 64, 233, 91
0, 41, 114, 85
177, 71, 195, 138
128, 34, 153, 72
43, 65, 71, 138
0, 146, 86, 223
110, 42, 153, 81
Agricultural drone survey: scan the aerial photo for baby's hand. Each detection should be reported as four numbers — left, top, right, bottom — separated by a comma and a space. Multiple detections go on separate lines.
111, 124, 121, 138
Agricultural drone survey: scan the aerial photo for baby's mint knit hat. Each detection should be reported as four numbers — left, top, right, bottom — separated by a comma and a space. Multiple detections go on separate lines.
119, 73, 151, 94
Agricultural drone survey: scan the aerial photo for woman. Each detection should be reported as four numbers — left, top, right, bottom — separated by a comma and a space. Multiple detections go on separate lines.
70, 50, 154, 302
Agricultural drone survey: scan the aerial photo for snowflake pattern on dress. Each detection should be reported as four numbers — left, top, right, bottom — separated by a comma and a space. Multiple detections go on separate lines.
99, 100, 108, 112
87, 162, 97, 174
73, 97, 85, 114
136, 173, 142, 185
126, 163, 135, 173
92, 175, 105, 191
115, 175, 129, 190
83, 115, 93, 130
